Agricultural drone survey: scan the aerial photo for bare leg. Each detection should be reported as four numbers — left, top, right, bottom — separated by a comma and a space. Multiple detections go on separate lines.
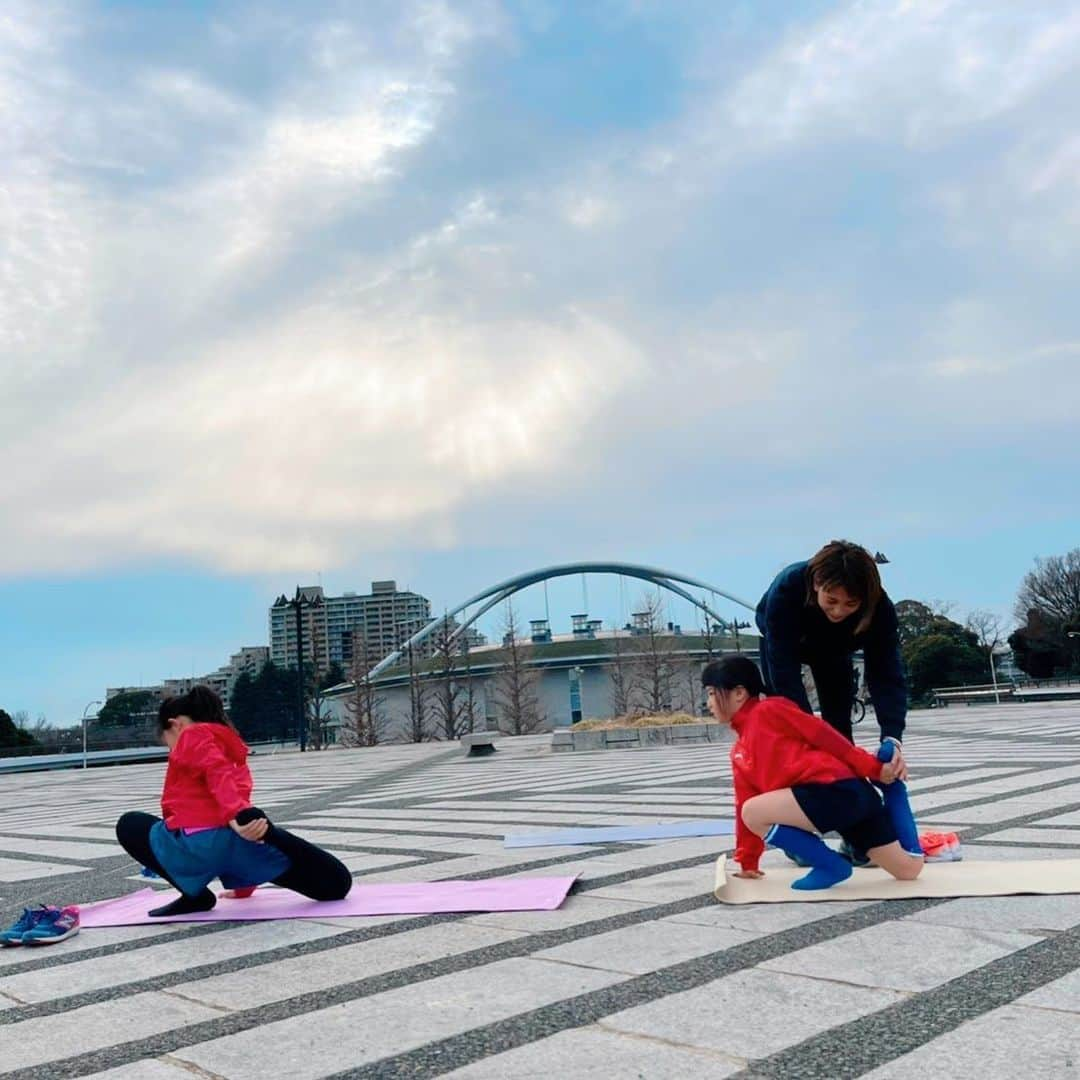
742, 790, 818, 837
867, 841, 924, 881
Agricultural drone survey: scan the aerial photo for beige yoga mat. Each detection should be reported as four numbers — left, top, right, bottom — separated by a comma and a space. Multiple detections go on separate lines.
714, 856, 1080, 904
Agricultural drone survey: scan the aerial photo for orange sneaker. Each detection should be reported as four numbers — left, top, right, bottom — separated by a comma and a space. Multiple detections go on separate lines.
920, 831, 962, 862
219, 886, 257, 899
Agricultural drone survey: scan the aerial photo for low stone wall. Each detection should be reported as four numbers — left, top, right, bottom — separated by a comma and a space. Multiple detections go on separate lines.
551, 722, 727, 752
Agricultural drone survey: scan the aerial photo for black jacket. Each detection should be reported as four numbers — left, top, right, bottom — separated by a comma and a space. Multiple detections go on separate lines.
754, 561, 907, 743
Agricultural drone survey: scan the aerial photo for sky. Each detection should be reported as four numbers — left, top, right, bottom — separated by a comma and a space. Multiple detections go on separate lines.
2, 0, 1079, 724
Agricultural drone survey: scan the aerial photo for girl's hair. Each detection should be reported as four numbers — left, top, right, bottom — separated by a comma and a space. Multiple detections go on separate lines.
158, 685, 235, 732
701, 655, 766, 697
805, 539, 882, 635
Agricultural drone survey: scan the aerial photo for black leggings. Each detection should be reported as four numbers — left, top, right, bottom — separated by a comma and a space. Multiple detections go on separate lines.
115, 810, 352, 902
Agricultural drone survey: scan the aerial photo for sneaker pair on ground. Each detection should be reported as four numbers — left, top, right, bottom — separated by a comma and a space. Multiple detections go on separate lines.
0, 905, 80, 946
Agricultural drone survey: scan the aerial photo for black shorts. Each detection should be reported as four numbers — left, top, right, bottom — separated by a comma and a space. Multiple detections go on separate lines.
792, 778, 896, 853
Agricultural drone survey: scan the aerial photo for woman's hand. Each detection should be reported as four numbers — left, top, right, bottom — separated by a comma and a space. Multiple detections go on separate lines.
229, 816, 269, 842
880, 739, 909, 783
733, 869, 765, 879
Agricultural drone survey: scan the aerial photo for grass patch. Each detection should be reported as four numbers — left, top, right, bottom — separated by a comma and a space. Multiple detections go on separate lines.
573, 712, 706, 731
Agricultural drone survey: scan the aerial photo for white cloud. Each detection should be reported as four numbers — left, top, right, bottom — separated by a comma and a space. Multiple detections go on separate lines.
2, 0, 1079, 581
2, 301, 644, 574
726, 0, 1080, 148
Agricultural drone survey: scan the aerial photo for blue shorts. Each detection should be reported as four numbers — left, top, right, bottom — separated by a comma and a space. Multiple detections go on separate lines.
149, 821, 291, 896
792, 778, 896, 853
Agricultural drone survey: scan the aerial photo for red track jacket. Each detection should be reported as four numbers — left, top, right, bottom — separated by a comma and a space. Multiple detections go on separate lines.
160, 723, 253, 829
730, 696, 884, 872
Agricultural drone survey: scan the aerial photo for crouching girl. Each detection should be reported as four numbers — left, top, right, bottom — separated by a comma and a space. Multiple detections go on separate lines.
115, 686, 352, 917
703, 656, 923, 891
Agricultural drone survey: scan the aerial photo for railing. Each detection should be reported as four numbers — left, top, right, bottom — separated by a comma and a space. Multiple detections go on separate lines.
0, 738, 296, 774
931, 674, 1080, 706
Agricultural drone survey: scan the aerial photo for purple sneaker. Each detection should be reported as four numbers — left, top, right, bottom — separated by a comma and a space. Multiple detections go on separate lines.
22, 905, 80, 945
0, 905, 58, 947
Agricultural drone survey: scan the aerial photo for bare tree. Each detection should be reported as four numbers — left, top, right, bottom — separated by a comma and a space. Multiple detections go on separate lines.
677, 659, 703, 717
967, 609, 1005, 703
403, 643, 430, 743
632, 591, 675, 715
607, 622, 636, 718
1015, 549, 1080, 629
305, 619, 332, 750
698, 616, 722, 661
459, 632, 478, 734
429, 616, 473, 741
342, 635, 386, 747
490, 600, 545, 735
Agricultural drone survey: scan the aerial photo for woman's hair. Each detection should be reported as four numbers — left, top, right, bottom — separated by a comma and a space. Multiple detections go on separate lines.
805, 539, 882, 635
701, 655, 766, 697
158, 685, 234, 732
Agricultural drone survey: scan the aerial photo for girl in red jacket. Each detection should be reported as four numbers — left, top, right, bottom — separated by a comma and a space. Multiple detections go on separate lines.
115, 686, 351, 917
703, 656, 924, 891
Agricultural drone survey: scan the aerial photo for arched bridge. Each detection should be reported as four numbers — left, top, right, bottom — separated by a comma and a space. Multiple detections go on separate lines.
364, 561, 757, 681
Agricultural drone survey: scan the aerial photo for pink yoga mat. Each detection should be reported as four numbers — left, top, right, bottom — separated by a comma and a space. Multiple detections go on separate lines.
79, 877, 579, 927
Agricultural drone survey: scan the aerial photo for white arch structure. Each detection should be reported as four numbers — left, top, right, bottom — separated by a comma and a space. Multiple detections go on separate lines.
364, 561, 757, 681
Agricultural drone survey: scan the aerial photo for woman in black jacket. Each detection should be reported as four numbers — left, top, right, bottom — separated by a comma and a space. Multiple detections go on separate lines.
755, 539, 908, 777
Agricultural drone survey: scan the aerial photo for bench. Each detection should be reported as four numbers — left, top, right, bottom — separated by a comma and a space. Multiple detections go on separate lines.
932, 688, 1013, 706
460, 732, 500, 757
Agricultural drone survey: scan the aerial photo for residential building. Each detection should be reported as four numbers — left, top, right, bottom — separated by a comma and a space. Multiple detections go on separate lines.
269, 582, 434, 674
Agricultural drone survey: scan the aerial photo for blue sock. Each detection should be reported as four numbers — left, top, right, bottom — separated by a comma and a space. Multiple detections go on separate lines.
879, 783, 922, 855
766, 824, 853, 891
877, 745, 922, 856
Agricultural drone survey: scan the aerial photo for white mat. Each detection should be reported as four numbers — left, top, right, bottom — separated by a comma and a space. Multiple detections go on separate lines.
714, 856, 1080, 904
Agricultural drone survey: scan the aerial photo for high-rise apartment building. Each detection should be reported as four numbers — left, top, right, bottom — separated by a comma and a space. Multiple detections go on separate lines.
269, 582, 433, 674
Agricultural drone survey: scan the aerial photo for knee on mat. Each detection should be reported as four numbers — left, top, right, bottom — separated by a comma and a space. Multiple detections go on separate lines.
315, 863, 354, 902
895, 859, 924, 881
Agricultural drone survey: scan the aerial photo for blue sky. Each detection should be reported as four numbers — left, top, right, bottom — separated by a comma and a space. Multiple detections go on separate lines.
2, 0, 1079, 724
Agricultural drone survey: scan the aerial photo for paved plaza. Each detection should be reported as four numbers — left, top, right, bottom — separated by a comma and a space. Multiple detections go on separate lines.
3, 702, 1080, 1078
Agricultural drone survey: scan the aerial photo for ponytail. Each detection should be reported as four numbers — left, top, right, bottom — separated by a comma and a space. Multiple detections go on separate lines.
158, 685, 234, 732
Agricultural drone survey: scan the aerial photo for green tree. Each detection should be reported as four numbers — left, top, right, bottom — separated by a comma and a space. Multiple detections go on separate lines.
1009, 609, 1069, 679
895, 601, 990, 701
0, 709, 37, 749
96, 691, 156, 729
903, 634, 988, 701
894, 600, 937, 648
1010, 548, 1080, 676
321, 663, 346, 690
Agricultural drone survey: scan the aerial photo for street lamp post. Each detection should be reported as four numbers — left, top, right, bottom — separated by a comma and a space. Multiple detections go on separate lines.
287, 590, 308, 752
82, 700, 102, 770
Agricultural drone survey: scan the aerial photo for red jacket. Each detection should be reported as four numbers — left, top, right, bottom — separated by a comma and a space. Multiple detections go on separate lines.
160, 723, 254, 829
730, 696, 884, 872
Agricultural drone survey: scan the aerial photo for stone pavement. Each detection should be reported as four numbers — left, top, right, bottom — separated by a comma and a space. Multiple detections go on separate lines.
3, 702, 1080, 1078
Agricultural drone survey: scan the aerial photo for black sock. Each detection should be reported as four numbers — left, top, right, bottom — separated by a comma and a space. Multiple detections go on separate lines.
149, 889, 216, 917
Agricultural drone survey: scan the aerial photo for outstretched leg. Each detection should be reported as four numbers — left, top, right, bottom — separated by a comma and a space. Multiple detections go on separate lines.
235, 808, 352, 901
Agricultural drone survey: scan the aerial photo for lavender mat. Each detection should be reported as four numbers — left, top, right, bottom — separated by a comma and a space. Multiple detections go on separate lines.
80, 876, 579, 927
504, 819, 735, 848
